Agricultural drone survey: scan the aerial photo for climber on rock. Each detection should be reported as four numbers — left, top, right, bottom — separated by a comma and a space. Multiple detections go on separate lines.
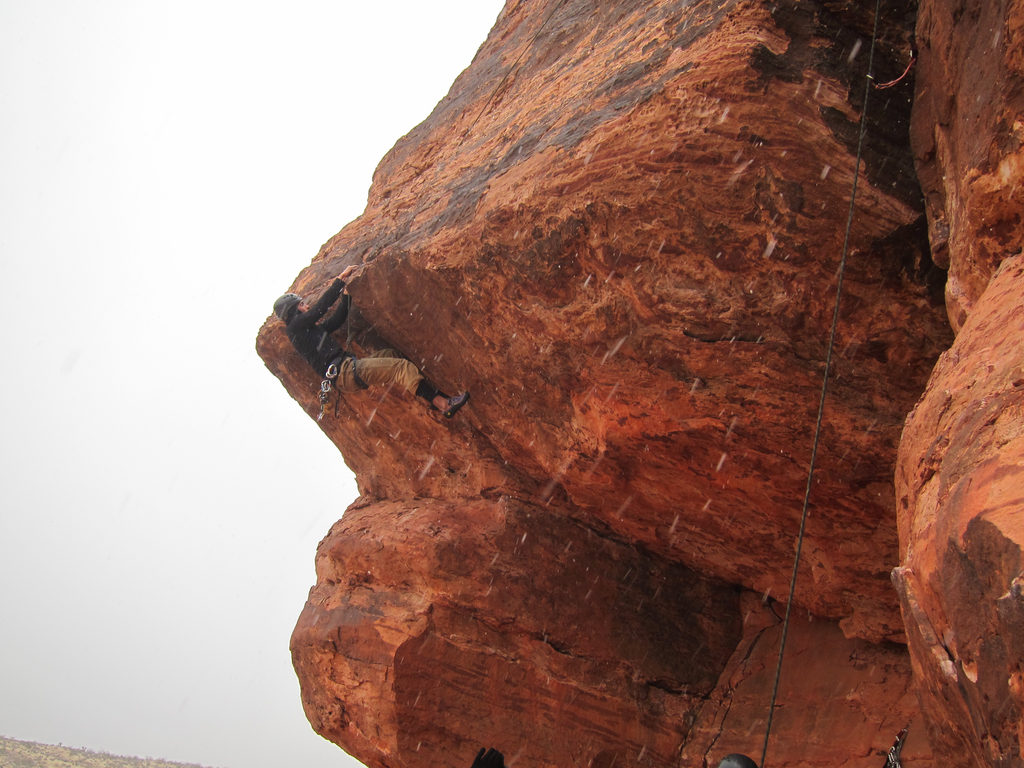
273, 264, 470, 418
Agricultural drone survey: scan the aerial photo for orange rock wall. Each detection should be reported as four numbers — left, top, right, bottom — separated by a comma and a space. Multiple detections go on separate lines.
256, 0, 1019, 766
894, 258, 1024, 765
894, 2, 1024, 763
292, 498, 743, 768
680, 595, 933, 768
910, 0, 1024, 330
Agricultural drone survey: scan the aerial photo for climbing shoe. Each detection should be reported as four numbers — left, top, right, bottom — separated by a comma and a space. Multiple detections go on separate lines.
443, 392, 470, 418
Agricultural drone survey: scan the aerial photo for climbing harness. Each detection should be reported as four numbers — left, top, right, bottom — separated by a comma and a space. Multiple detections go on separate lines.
759, 2, 888, 766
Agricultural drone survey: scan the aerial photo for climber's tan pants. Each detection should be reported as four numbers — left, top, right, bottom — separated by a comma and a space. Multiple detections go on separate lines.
335, 348, 422, 395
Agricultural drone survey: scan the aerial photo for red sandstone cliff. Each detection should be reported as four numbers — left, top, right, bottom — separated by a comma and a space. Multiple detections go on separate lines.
893, 1, 1024, 766
256, 1, 1023, 766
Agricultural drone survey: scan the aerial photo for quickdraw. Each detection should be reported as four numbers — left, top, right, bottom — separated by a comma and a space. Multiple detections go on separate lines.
317, 361, 342, 422
875, 43, 917, 90
884, 728, 909, 768
316, 358, 368, 421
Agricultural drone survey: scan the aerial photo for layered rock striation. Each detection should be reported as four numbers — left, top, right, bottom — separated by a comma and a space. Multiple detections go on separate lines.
257, 0, 1022, 766
893, 1, 1024, 765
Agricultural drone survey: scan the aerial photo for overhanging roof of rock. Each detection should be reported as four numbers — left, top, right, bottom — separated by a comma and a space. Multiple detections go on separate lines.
257, 0, 949, 641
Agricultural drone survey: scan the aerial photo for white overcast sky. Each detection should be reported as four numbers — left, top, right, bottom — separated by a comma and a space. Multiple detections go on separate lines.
0, 2, 504, 767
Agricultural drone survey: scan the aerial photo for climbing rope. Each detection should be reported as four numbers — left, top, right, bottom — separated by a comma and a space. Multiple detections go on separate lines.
758, 2, 883, 766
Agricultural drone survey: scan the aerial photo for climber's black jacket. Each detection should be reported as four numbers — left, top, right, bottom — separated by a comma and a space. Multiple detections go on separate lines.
284, 278, 352, 376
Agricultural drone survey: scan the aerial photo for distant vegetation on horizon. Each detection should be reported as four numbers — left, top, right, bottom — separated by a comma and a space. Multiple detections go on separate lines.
0, 736, 217, 768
